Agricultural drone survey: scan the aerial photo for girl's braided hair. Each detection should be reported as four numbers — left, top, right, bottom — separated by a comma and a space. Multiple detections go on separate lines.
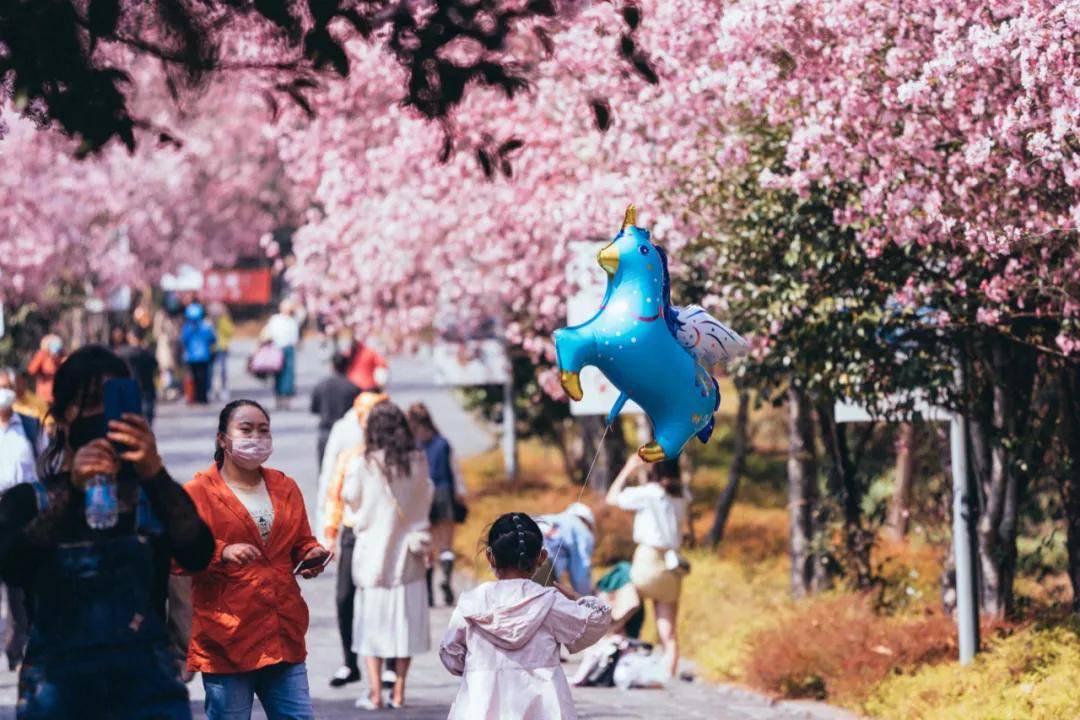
486, 512, 543, 574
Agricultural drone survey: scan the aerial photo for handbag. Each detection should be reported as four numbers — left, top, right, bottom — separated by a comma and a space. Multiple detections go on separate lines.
644, 490, 691, 576
248, 341, 284, 377
664, 548, 692, 576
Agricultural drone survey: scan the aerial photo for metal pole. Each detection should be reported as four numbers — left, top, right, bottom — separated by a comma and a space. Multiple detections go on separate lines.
502, 377, 517, 480
951, 357, 979, 664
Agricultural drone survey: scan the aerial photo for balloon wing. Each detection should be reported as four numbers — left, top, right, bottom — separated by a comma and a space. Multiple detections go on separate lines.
672, 304, 749, 368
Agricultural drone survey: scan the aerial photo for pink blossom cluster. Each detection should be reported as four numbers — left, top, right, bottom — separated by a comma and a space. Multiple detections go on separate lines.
275, 1, 725, 359
1, 58, 295, 305
281, 0, 1078, 360
705, 0, 1079, 348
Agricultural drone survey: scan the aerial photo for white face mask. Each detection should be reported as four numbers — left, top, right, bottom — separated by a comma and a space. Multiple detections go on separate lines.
0, 388, 15, 410
226, 436, 273, 470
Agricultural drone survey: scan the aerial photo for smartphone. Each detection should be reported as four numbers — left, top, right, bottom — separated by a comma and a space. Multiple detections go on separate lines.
294, 551, 333, 575
103, 377, 142, 452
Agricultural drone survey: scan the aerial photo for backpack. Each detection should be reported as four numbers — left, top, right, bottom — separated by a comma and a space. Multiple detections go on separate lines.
17, 413, 42, 460
581, 640, 624, 688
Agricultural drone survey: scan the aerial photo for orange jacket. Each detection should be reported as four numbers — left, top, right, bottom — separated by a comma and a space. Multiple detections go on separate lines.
182, 464, 321, 674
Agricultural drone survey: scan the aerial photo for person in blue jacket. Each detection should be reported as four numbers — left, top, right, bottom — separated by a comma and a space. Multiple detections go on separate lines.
536, 503, 597, 596
180, 303, 216, 405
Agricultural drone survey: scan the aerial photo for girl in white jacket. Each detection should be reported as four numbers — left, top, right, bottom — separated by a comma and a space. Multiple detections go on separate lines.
439, 512, 612, 719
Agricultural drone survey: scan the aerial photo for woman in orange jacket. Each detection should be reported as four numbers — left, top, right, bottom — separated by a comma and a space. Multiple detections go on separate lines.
183, 399, 331, 720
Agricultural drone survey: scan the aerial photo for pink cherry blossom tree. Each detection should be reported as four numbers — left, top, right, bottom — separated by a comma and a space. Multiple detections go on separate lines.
275, 0, 725, 362
671, 0, 1079, 612
0, 63, 293, 306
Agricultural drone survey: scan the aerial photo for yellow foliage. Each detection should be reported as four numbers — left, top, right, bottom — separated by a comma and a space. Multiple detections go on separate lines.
674, 552, 791, 680
864, 619, 1080, 719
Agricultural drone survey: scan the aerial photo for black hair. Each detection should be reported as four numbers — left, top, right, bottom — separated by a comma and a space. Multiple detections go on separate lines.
109, 324, 128, 347
648, 458, 684, 497
406, 402, 439, 437
486, 512, 543, 574
38, 345, 131, 478
214, 399, 270, 467
128, 325, 147, 343
331, 351, 349, 375
364, 401, 414, 479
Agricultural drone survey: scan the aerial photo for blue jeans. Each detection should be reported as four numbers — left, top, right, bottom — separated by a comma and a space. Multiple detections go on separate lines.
202, 662, 314, 720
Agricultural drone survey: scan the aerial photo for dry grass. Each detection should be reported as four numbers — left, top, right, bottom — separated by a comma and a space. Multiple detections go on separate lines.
744, 594, 959, 704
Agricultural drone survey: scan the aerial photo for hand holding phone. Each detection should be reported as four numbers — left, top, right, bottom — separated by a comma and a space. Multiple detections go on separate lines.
103, 378, 143, 451
294, 548, 333, 577
106, 413, 162, 481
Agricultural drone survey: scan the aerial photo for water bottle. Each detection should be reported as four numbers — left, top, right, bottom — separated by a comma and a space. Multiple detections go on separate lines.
85, 474, 119, 529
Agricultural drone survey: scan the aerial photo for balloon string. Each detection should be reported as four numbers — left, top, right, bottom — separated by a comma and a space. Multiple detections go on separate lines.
545, 422, 612, 586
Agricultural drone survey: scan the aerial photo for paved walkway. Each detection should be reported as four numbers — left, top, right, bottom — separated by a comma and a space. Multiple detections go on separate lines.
0, 339, 858, 720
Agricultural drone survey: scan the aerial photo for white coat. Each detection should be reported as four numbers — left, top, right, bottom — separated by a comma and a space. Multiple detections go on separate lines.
439, 579, 612, 719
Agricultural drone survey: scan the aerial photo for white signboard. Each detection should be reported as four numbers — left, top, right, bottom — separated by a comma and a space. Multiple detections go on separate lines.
433, 339, 510, 386
834, 389, 950, 424
566, 241, 642, 417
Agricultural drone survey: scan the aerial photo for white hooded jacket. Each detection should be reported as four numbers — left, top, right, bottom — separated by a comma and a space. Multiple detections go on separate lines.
440, 578, 612, 719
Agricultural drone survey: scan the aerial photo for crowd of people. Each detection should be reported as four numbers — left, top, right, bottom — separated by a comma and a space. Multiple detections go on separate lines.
0, 305, 701, 719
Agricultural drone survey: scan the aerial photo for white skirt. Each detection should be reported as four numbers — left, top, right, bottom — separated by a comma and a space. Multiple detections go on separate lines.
353, 580, 431, 658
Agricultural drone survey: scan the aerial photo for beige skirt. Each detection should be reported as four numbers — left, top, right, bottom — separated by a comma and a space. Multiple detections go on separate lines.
630, 544, 683, 604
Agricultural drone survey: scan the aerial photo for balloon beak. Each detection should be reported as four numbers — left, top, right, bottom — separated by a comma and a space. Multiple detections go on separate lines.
597, 244, 619, 276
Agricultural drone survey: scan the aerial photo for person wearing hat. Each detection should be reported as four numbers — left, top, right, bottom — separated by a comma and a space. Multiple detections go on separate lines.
534, 502, 597, 595
180, 303, 217, 405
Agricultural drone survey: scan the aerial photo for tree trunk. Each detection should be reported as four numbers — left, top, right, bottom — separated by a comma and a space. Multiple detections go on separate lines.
559, 419, 583, 482
971, 338, 1038, 619
568, 415, 628, 491
1059, 364, 1080, 612
886, 423, 916, 541
787, 388, 818, 598
710, 388, 750, 547
973, 339, 1038, 618
816, 402, 874, 589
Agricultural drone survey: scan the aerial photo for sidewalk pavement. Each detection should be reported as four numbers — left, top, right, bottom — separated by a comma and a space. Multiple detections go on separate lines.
0, 339, 860, 720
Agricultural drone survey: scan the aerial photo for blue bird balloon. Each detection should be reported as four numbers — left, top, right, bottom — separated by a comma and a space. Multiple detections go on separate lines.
554, 205, 721, 462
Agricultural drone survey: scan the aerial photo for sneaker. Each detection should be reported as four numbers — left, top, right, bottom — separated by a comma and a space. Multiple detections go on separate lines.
329, 665, 360, 687
355, 695, 382, 711
381, 669, 397, 688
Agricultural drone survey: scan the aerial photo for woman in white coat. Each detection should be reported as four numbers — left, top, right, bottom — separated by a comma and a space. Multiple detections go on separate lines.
342, 401, 433, 710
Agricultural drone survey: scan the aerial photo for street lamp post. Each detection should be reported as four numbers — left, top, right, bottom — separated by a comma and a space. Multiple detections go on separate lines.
951, 354, 980, 664
502, 372, 517, 481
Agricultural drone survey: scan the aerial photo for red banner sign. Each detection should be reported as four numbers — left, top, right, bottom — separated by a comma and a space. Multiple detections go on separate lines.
202, 268, 272, 305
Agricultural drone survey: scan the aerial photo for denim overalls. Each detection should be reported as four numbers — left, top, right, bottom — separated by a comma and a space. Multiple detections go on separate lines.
17, 482, 190, 720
